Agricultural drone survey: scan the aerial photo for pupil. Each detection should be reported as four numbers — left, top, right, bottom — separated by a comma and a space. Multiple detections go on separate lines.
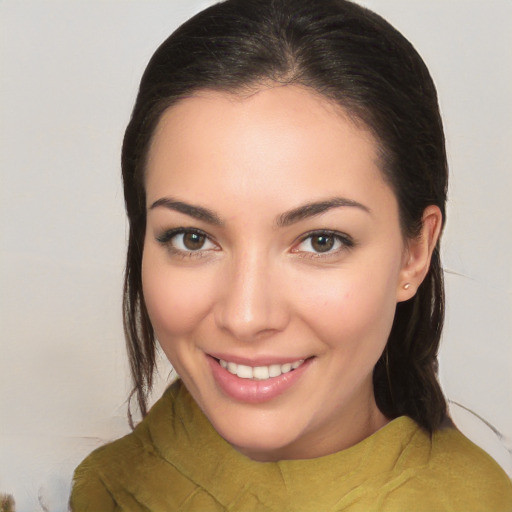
312, 235, 334, 253
183, 232, 205, 250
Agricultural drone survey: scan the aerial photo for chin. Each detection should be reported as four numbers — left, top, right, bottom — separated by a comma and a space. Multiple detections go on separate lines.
208, 407, 308, 462
229, 432, 297, 462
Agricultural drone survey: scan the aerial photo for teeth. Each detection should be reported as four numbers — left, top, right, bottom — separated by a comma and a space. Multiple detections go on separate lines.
219, 358, 305, 380
281, 363, 292, 373
253, 366, 269, 380
236, 364, 253, 379
268, 364, 281, 377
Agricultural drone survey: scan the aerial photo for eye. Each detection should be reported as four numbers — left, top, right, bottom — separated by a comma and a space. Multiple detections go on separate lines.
293, 230, 353, 255
156, 228, 218, 254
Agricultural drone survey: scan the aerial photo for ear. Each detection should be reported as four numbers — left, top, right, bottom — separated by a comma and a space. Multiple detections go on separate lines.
396, 205, 443, 302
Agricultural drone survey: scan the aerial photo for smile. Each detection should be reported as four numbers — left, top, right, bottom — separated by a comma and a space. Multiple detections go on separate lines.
219, 359, 305, 380
208, 355, 312, 403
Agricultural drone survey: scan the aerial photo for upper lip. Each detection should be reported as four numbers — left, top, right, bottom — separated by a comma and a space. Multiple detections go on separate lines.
207, 352, 310, 367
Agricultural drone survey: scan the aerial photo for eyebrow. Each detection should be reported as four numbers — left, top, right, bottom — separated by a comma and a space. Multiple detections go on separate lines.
149, 197, 223, 226
149, 196, 370, 227
276, 197, 371, 227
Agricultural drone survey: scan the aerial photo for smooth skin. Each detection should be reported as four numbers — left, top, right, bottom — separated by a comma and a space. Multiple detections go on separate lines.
142, 85, 442, 462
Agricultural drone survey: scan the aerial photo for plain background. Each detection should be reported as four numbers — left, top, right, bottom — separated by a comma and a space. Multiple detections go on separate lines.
1, 1, 511, 510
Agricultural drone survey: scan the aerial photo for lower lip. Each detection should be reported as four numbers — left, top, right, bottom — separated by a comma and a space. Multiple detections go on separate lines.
207, 356, 312, 404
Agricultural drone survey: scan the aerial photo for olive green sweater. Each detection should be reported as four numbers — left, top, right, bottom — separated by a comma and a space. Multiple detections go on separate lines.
70, 380, 512, 511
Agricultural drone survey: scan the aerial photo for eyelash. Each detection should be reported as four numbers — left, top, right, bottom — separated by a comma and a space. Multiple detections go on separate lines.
155, 228, 354, 258
292, 230, 355, 258
156, 227, 219, 258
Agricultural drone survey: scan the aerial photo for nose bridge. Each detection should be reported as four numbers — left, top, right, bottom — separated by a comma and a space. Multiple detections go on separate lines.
215, 246, 287, 341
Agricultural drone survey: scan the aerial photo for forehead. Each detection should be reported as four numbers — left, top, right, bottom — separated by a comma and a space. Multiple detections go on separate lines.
145, 85, 394, 216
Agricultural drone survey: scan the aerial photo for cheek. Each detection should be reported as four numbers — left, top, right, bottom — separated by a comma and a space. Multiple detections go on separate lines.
294, 262, 399, 351
141, 250, 215, 340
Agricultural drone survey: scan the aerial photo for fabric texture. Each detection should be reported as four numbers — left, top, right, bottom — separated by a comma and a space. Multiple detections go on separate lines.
70, 380, 512, 511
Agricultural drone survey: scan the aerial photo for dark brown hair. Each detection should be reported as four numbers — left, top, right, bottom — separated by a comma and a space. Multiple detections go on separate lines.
122, 0, 448, 431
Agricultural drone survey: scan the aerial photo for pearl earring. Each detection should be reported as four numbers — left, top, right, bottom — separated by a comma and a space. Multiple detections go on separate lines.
403, 283, 411, 290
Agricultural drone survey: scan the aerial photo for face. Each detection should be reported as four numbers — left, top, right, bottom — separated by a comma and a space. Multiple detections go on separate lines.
142, 85, 411, 461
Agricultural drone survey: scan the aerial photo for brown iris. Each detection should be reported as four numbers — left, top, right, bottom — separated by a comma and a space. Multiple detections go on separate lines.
183, 232, 206, 250
311, 234, 335, 253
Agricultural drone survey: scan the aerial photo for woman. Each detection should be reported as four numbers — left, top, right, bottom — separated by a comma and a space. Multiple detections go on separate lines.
70, 0, 512, 510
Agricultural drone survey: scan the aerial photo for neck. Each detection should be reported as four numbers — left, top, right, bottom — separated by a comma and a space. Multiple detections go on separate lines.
236, 393, 390, 462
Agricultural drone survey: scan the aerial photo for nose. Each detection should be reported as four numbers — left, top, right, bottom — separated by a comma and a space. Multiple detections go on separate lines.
214, 249, 289, 342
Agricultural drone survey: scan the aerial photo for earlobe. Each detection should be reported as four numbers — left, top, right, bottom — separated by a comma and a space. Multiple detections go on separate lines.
397, 205, 443, 302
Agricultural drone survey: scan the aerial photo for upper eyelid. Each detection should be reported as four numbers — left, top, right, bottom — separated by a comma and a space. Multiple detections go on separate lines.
295, 229, 353, 244
156, 227, 216, 245
155, 228, 220, 259
292, 230, 354, 253
155, 227, 353, 251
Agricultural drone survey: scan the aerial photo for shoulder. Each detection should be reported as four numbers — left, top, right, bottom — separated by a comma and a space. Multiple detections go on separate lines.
69, 410, 159, 511
384, 421, 512, 512
71, 387, 169, 482
70, 381, 204, 511
430, 427, 512, 503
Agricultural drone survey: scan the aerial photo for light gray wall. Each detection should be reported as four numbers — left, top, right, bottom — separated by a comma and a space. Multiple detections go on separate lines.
1, 1, 510, 510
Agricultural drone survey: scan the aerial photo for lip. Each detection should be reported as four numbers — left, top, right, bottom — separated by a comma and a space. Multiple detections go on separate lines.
207, 354, 312, 404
